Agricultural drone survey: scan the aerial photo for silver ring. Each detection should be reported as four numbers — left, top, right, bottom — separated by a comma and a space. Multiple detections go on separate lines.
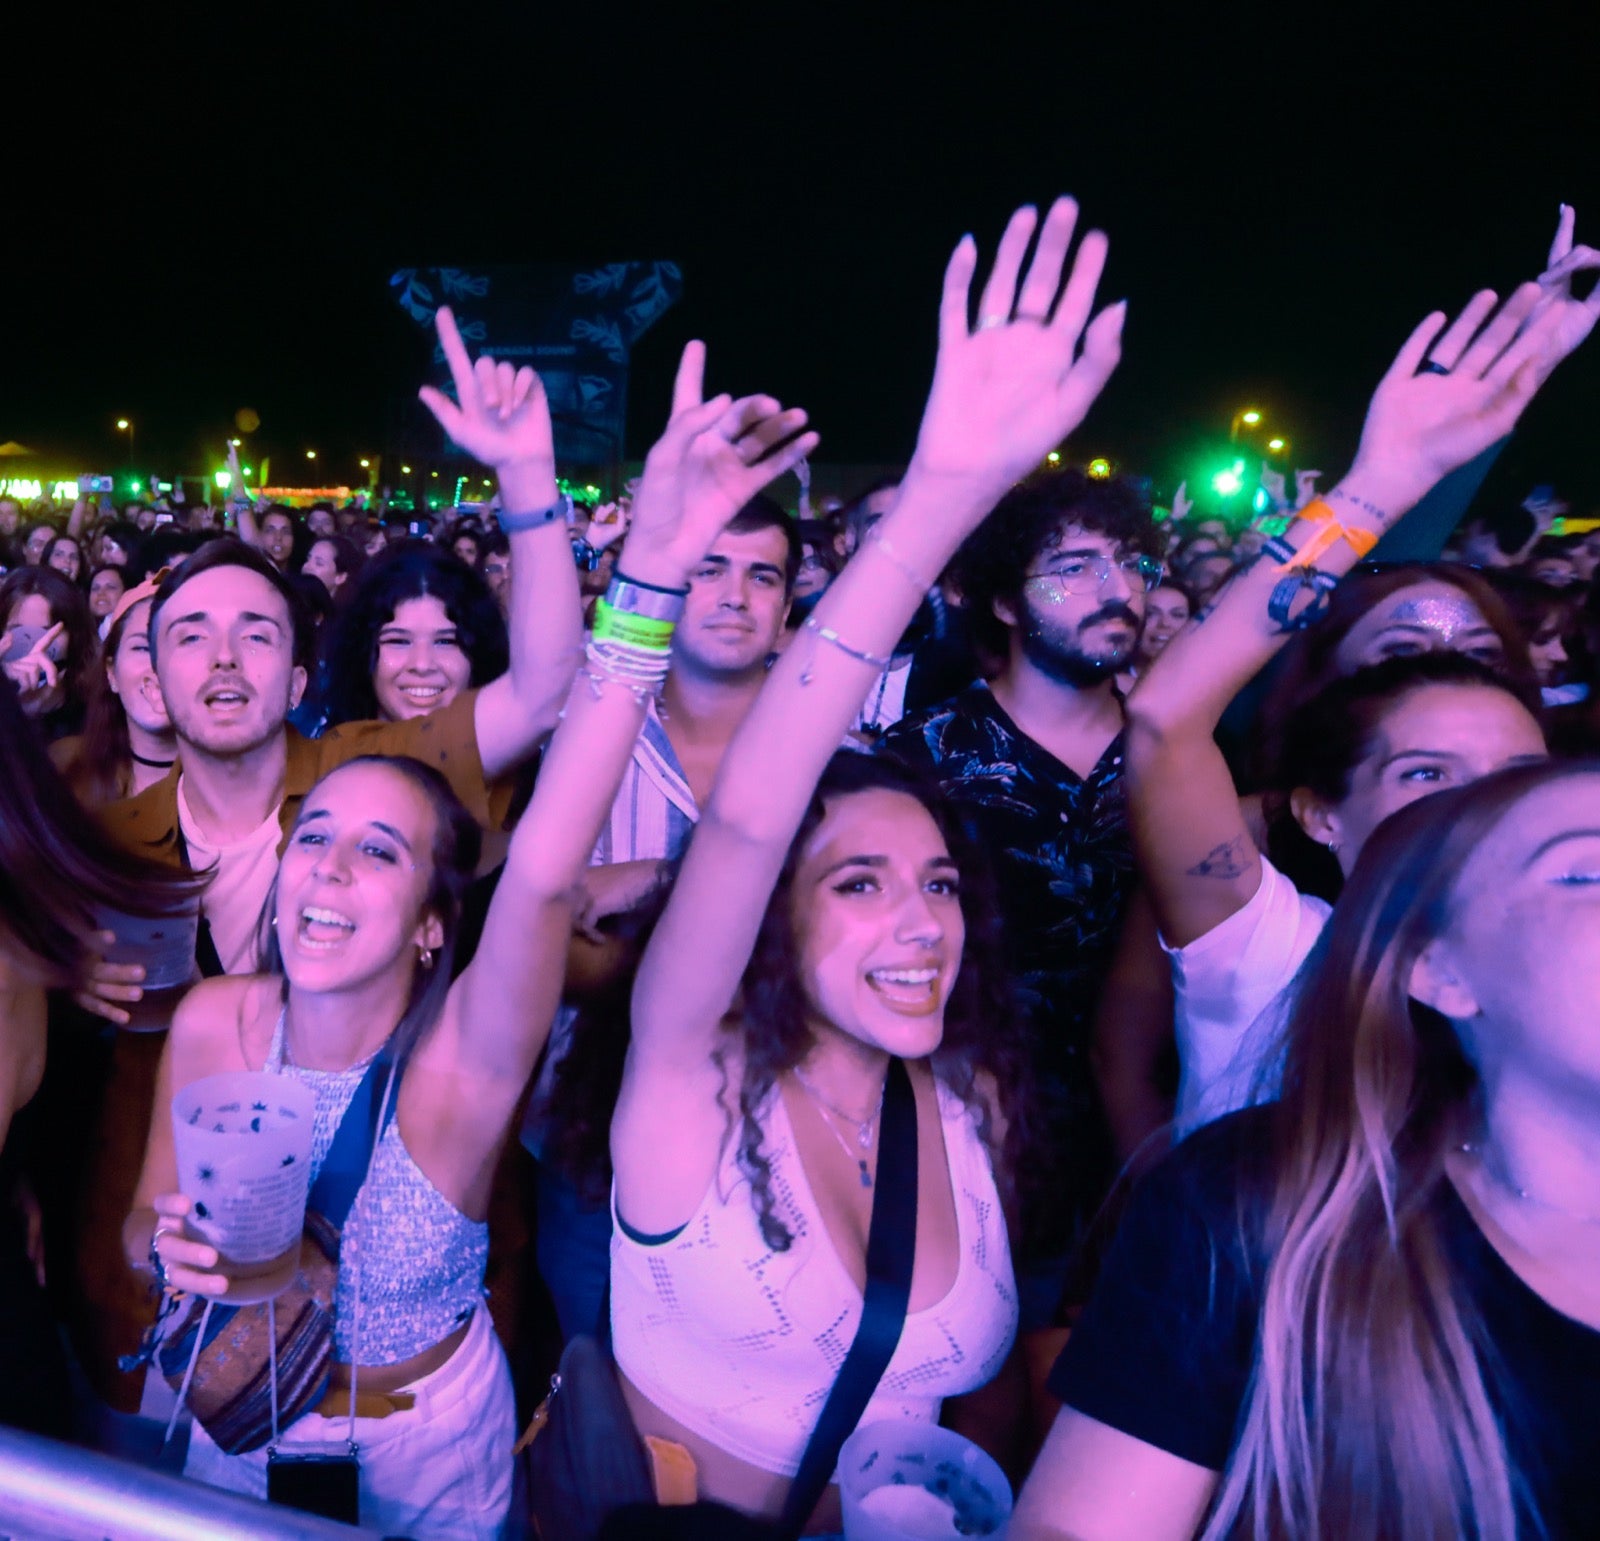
1419, 360, 1450, 376
976, 314, 1007, 331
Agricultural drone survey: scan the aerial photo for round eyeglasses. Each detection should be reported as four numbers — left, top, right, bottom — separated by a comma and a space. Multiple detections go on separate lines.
1023, 554, 1165, 597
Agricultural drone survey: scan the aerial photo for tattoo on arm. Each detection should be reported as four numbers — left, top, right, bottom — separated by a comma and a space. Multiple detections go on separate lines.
1325, 486, 1389, 524
1186, 835, 1251, 879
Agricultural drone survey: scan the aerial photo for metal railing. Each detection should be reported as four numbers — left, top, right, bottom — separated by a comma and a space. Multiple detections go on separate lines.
0, 1427, 391, 1540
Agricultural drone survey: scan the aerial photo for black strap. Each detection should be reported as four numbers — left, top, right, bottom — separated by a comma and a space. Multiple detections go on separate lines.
777, 1056, 918, 1538
307, 1049, 403, 1231
171, 823, 227, 979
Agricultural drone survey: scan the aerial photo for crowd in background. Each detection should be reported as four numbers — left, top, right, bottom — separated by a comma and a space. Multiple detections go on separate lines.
0, 197, 1596, 1541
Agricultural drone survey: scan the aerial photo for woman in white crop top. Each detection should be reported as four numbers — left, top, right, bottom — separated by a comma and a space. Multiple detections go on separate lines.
121, 310, 817, 1537
613, 199, 1129, 1530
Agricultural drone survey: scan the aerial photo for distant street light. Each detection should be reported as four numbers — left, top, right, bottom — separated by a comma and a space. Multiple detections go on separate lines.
1241, 410, 1261, 426
305, 450, 317, 460
115, 417, 135, 466
1267, 437, 1287, 453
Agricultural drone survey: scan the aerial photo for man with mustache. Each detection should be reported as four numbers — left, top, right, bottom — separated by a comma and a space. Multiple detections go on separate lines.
882, 469, 1163, 1346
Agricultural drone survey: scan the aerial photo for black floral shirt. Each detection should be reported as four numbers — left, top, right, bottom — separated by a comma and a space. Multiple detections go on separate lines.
880, 684, 1135, 1140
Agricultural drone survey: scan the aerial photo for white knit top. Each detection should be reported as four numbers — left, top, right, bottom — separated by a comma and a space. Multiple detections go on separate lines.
610, 1077, 1018, 1477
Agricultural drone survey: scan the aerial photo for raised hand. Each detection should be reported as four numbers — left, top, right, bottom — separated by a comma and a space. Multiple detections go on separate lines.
2, 622, 63, 703
1293, 468, 1322, 508
1532, 204, 1600, 364
622, 340, 817, 586
910, 198, 1125, 501
1259, 463, 1287, 509
1171, 480, 1192, 523
587, 500, 630, 553
418, 306, 555, 475
1349, 284, 1581, 512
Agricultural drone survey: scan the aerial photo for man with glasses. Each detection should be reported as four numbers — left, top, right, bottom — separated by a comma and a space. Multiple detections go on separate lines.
882, 470, 1164, 1337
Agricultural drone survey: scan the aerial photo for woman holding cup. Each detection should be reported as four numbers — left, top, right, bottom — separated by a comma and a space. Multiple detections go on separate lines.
122, 307, 816, 1539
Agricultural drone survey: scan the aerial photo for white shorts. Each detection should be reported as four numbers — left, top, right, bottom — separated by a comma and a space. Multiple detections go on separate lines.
184, 1305, 515, 1541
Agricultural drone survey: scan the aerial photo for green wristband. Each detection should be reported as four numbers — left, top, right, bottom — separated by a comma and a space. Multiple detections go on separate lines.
592, 598, 676, 651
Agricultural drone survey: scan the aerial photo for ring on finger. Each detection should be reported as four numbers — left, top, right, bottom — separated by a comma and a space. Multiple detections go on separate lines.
1418, 360, 1450, 376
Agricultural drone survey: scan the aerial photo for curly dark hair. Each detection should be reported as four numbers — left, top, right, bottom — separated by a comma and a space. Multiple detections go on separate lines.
954, 468, 1162, 672
544, 750, 1050, 1251
309, 540, 508, 728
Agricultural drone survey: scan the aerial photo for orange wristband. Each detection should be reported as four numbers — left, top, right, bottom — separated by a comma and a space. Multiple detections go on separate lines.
1292, 499, 1380, 568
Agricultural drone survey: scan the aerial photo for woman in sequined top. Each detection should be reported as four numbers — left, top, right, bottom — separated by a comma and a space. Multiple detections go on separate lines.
122, 307, 816, 1538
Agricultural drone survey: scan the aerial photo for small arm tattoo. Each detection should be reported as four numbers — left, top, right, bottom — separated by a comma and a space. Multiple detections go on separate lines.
1186, 835, 1251, 879
1325, 486, 1389, 525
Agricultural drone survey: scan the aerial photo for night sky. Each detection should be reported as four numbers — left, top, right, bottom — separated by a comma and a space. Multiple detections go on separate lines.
8, 5, 1597, 510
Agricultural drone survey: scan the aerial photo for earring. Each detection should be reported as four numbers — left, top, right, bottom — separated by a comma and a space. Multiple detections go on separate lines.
1326, 840, 1340, 855
419, 947, 435, 969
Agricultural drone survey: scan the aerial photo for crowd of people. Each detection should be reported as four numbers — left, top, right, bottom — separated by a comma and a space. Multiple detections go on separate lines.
0, 197, 1596, 1541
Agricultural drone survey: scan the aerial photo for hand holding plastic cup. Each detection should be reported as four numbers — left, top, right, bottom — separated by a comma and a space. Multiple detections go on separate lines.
839, 1419, 1013, 1540
170, 1071, 316, 1303
94, 903, 200, 993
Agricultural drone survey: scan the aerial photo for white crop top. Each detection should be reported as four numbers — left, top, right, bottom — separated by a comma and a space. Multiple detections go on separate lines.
610, 1077, 1018, 1478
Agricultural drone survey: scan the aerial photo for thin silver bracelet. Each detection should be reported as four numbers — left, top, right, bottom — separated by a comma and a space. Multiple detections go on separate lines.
798, 615, 893, 684
867, 529, 935, 595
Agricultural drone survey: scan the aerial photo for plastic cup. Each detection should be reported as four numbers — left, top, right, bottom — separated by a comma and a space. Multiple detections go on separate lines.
95, 903, 200, 995
170, 1071, 317, 1303
839, 1419, 1013, 1540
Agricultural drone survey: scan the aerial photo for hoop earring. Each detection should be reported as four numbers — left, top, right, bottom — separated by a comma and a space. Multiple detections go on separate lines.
418, 947, 435, 970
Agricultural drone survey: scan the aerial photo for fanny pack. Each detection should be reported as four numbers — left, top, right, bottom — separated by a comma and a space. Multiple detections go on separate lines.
127, 1048, 400, 1455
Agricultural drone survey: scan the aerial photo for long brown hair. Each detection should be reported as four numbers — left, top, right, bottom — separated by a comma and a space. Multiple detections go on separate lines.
58, 598, 146, 806
1208, 759, 1596, 1541
0, 676, 202, 986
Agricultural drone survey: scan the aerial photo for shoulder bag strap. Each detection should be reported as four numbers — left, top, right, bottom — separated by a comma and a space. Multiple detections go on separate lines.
307, 1050, 404, 1232
777, 1055, 919, 1538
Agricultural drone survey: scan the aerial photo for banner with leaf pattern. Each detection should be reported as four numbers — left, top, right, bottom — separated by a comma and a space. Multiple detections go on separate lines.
389, 262, 683, 465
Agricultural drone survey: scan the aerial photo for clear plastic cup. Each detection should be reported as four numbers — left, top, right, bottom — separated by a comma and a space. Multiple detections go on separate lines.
839, 1419, 1013, 1540
170, 1071, 317, 1303
95, 904, 200, 993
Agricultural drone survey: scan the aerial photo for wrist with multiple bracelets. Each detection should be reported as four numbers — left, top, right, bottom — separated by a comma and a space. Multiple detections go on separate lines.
584, 570, 688, 704
1260, 498, 1381, 633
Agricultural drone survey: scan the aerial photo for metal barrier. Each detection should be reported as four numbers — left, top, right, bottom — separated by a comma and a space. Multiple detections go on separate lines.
0, 1426, 391, 1540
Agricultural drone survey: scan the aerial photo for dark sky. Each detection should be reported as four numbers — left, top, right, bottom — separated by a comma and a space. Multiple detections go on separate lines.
8, 4, 1598, 511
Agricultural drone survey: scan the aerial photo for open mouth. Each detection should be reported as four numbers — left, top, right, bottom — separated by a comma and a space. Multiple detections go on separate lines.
397, 683, 447, 704
297, 905, 357, 950
865, 966, 943, 1016
204, 686, 251, 711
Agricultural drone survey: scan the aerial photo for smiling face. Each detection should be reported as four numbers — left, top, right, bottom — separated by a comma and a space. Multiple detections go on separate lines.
1334, 580, 1504, 672
672, 525, 791, 680
371, 593, 471, 720
1002, 523, 1151, 686
88, 566, 127, 619
1420, 773, 1600, 1096
154, 563, 306, 757
107, 599, 170, 735
47, 538, 82, 581
1296, 682, 1547, 873
1138, 583, 1191, 662
790, 788, 966, 1061
275, 761, 442, 991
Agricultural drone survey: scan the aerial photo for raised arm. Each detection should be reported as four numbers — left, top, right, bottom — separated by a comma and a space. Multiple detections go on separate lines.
1126, 229, 1599, 948
618, 198, 1126, 1216
415, 306, 581, 777
437, 340, 815, 1092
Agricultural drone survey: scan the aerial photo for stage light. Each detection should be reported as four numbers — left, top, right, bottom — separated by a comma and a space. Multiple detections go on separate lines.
401, 465, 412, 474
1212, 459, 1246, 497
1046, 451, 1061, 464
431, 470, 439, 478
359, 458, 371, 468
1252, 487, 1270, 513
214, 470, 232, 489
1087, 458, 1111, 479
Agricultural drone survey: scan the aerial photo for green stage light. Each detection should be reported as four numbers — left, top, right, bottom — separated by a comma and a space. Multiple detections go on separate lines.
1212, 459, 1246, 497
1088, 458, 1111, 479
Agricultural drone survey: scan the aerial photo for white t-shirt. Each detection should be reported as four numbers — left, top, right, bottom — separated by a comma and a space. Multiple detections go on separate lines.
176, 776, 284, 975
1163, 856, 1331, 1138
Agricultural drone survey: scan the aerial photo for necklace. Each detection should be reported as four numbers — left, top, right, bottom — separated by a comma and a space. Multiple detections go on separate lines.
131, 750, 176, 768
1457, 1141, 1600, 1226
792, 1065, 886, 1189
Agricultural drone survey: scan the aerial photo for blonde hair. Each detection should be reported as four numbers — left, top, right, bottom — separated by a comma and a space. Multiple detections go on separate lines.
1204, 760, 1596, 1541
